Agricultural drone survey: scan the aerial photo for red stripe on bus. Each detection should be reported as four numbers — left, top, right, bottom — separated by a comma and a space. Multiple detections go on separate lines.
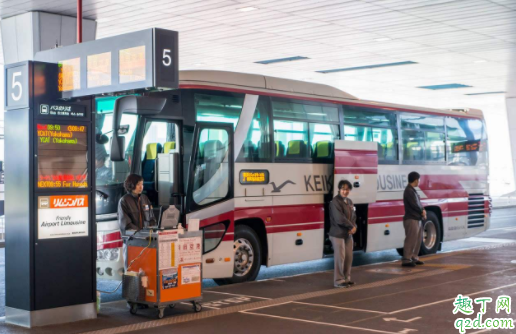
266, 223, 324, 233
97, 241, 123, 250
335, 151, 377, 168
97, 231, 122, 244
335, 168, 378, 174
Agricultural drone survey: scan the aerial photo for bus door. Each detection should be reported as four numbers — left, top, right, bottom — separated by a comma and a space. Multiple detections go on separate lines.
333, 140, 377, 250
186, 122, 235, 279
138, 118, 183, 219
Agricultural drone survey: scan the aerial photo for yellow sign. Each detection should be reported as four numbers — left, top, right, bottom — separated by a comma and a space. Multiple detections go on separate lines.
239, 170, 269, 184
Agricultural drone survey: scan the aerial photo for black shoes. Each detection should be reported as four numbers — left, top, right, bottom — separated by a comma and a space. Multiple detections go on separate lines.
414, 260, 425, 265
346, 281, 355, 286
334, 282, 349, 288
402, 262, 416, 267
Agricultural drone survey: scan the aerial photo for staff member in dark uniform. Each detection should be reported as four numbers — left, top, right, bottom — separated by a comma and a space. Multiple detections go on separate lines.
402, 171, 426, 267
118, 174, 157, 269
118, 174, 157, 233
329, 180, 357, 288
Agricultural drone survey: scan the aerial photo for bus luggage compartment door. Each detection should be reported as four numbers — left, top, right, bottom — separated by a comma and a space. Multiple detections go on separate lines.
333, 140, 377, 204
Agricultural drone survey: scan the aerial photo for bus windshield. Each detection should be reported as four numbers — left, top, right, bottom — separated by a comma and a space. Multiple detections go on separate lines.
95, 97, 138, 215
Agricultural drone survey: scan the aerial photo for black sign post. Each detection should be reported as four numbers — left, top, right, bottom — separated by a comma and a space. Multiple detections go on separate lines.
4, 61, 96, 327
4, 29, 179, 327
4, 28, 179, 328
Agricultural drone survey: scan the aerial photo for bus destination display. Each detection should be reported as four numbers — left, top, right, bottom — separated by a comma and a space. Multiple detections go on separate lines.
239, 170, 269, 185
37, 123, 88, 189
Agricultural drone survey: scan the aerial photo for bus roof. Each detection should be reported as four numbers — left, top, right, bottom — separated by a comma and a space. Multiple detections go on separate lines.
179, 70, 484, 119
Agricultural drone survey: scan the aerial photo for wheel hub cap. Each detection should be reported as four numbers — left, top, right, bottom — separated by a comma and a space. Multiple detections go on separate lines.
234, 238, 254, 277
423, 220, 437, 249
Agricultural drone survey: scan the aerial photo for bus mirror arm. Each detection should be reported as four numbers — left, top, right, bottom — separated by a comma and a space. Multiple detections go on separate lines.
110, 135, 125, 162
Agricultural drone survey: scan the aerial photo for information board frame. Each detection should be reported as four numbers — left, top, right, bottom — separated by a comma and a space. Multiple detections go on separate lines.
34, 28, 178, 99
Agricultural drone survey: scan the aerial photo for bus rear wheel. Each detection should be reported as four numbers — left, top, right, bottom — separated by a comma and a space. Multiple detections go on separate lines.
223, 225, 262, 284
396, 211, 441, 257
419, 211, 441, 255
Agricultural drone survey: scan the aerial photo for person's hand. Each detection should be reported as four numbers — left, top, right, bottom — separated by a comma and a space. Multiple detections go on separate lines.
422, 209, 427, 220
350, 227, 357, 235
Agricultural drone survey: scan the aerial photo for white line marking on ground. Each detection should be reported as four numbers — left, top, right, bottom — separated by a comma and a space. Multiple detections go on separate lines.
240, 301, 292, 312
389, 282, 516, 315
203, 290, 271, 300
462, 237, 516, 244
383, 317, 421, 323
292, 301, 388, 314
180, 302, 219, 310
241, 308, 401, 334
469, 329, 492, 333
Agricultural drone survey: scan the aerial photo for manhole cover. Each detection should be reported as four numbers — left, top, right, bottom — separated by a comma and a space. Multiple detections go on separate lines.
367, 267, 425, 275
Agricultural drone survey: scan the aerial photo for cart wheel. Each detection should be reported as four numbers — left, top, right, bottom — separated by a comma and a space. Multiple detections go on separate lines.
168, 304, 176, 309
129, 303, 138, 315
193, 302, 202, 312
158, 308, 165, 319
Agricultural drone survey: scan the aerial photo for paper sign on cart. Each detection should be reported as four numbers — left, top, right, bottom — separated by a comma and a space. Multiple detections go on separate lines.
178, 237, 202, 264
158, 230, 179, 269
162, 268, 178, 289
181, 264, 200, 285
188, 219, 200, 231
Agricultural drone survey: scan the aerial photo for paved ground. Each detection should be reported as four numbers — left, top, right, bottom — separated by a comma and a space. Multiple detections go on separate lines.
0, 207, 515, 334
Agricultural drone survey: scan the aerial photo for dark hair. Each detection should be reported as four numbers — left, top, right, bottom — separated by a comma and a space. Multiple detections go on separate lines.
408, 172, 420, 184
124, 174, 143, 193
338, 180, 353, 191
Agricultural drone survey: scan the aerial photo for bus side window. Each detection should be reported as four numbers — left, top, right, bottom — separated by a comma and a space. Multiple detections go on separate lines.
310, 123, 339, 162
273, 120, 309, 160
236, 98, 271, 162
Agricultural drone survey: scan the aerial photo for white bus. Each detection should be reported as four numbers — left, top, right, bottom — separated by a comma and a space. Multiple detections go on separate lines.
95, 70, 490, 283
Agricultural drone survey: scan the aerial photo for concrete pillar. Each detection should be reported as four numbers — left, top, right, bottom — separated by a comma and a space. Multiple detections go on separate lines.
1, 12, 96, 65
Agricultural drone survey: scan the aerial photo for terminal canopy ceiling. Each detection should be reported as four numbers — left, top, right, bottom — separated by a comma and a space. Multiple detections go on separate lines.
0, 0, 514, 107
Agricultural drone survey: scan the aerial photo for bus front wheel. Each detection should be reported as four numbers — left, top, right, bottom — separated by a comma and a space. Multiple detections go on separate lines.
225, 225, 262, 284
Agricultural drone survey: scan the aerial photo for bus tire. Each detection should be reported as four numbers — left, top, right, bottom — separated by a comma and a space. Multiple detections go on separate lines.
226, 225, 262, 284
419, 211, 441, 255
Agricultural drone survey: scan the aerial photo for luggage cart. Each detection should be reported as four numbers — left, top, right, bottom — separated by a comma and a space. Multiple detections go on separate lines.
123, 228, 203, 319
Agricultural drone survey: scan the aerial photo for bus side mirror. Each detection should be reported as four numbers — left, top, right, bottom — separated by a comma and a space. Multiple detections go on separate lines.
110, 135, 125, 161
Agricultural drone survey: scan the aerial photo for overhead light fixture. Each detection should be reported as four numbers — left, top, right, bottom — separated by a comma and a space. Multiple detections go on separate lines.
238, 6, 258, 12
374, 37, 391, 42
465, 91, 505, 96
316, 61, 417, 73
474, 60, 488, 63
255, 56, 309, 65
418, 83, 472, 90
195, 63, 204, 66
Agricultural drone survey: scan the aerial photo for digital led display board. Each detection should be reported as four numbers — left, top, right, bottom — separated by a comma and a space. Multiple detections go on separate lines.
452, 140, 481, 153
37, 123, 88, 189
34, 28, 178, 98
58, 58, 81, 92
119, 46, 146, 84
239, 170, 269, 185
87, 52, 111, 88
